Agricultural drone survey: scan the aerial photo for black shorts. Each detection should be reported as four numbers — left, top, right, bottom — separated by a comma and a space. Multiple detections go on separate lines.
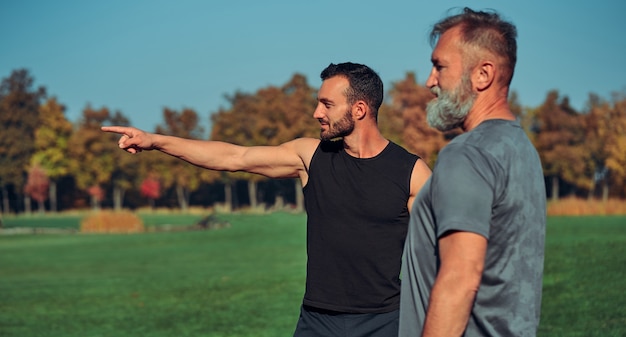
293, 305, 399, 337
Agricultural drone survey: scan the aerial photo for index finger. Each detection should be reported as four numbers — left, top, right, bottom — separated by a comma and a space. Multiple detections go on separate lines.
101, 125, 133, 135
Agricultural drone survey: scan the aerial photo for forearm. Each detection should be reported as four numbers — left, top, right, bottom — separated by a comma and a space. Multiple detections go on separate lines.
153, 134, 244, 171
422, 231, 486, 337
421, 276, 476, 337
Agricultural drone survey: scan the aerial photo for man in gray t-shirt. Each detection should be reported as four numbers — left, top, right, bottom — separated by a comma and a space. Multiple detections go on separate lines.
399, 8, 546, 337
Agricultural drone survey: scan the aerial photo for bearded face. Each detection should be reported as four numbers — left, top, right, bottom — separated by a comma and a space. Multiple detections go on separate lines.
320, 108, 355, 141
426, 73, 476, 131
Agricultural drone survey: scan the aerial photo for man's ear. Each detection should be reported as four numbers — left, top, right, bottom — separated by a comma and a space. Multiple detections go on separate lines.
353, 100, 368, 120
473, 61, 495, 92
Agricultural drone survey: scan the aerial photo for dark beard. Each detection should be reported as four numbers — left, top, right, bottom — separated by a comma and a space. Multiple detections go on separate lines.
320, 110, 355, 141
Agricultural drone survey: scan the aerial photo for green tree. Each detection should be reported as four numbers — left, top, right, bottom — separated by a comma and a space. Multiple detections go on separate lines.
68, 106, 121, 209
30, 97, 73, 212
0, 69, 46, 214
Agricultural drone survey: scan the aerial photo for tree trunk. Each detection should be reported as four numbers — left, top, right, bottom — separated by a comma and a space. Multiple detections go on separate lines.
91, 194, 100, 210
176, 184, 189, 212
232, 181, 240, 210
49, 181, 58, 212
294, 179, 304, 212
274, 195, 285, 210
587, 176, 596, 200
37, 200, 45, 214
0, 186, 7, 214
602, 179, 609, 203
113, 186, 124, 211
224, 182, 233, 213
24, 195, 32, 215
551, 176, 559, 202
248, 180, 257, 209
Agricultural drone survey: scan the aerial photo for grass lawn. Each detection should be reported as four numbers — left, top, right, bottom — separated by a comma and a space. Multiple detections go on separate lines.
1, 213, 624, 336
0, 212, 307, 337
538, 215, 625, 337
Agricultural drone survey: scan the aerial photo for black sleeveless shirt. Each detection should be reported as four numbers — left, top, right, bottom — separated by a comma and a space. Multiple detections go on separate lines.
302, 140, 419, 313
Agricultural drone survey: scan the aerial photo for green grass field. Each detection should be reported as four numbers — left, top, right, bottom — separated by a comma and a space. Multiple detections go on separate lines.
539, 216, 625, 337
1, 213, 624, 336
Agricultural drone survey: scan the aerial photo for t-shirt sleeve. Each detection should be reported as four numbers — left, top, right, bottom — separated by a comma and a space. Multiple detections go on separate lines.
430, 143, 502, 240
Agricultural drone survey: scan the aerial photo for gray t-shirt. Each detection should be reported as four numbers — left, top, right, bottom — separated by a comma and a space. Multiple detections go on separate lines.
399, 119, 546, 336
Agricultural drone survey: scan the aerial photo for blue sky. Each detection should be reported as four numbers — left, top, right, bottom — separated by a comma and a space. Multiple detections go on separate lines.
1, 0, 625, 133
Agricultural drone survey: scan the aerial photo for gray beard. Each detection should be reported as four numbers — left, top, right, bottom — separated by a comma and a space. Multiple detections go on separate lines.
426, 76, 475, 132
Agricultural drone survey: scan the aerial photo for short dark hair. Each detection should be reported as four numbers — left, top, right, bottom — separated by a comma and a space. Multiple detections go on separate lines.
320, 62, 384, 118
430, 7, 517, 86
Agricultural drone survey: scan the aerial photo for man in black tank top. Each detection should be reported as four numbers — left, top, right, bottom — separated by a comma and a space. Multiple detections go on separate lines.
103, 62, 431, 337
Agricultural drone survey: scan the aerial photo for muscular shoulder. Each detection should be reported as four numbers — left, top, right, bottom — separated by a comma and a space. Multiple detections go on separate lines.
281, 137, 321, 168
409, 158, 432, 202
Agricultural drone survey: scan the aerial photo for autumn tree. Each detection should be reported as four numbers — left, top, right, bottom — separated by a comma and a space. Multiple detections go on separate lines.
24, 164, 49, 213
508, 91, 540, 145
140, 174, 161, 210
211, 74, 317, 211
107, 111, 137, 210
384, 72, 451, 167
583, 94, 613, 200
533, 90, 588, 200
603, 93, 626, 197
571, 93, 626, 201
0, 69, 46, 213
280, 74, 319, 211
155, 107, 209, 211
30, 97, 73, 212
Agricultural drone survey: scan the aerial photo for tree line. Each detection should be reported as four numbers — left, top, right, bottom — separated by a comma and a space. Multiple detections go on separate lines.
1, 69, 625, 215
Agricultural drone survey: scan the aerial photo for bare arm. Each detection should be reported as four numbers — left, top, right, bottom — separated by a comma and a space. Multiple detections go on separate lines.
421, 231, 487, 337
101, 126, 319, 180
408, 159, 432, 211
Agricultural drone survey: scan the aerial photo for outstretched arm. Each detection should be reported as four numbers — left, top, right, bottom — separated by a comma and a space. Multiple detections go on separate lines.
101, 126, 319, 179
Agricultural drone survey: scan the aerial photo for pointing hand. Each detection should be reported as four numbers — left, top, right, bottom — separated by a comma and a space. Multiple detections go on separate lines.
101, 126, 156, 154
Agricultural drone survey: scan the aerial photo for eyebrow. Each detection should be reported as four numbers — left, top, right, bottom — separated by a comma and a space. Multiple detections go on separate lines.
318, 97, 333, 105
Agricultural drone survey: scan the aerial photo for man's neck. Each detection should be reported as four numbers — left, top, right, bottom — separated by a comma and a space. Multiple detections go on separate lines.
463, 95, 515, 132
342, 129, 389, 158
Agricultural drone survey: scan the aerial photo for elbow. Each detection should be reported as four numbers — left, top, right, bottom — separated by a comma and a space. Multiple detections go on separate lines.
464, 264, 484, 296
437, 262, 484, 298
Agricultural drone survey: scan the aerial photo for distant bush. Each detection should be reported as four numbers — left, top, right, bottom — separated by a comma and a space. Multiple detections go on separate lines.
547, 197, 626, 216
80, 211, 145, 234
